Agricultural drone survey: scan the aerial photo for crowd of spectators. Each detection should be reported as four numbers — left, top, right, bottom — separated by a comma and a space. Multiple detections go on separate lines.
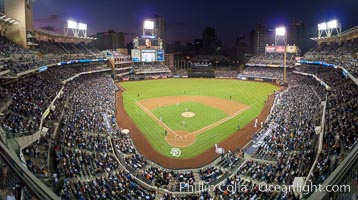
44, 74, 159, 199
247, 53, 296, 66
60, 171, 156, 200
324, 81, 357, 153
36, 41, 67, 54
242, 148, 314, 185
304, 39, 358, 77
296, 65, 347, 87
0, 36, 30, 57
1, 74, 62, 137
0, 153, 40, 200
199, 166, 224, 184
113, 132, 136, 155
133, 63, 171, 74
253, 76, 323, 161
214, 174, 296, 200
3, 59, 60, 74
0, 37, 103, 76
171, 171, 196, 192
123, 154, 147, 170
22, 135, 50, 178
41, 63, 106, 82
238, 66, 293, 80
1, 33, 356, 200
306, 80, 358, 186
161, 191, 212, 200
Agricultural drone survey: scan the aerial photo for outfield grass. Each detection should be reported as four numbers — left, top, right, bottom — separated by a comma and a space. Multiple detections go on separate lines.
151, 101, 228, 132
120, 78, 279, 158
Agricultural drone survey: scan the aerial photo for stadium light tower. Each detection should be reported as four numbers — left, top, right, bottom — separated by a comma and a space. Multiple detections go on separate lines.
275, 27, 287, 84
64, 19, 88, 37
78, 23, 88, 37
65, 20, 79, 37
143, 20, 154, 35
317, 20, 341, 38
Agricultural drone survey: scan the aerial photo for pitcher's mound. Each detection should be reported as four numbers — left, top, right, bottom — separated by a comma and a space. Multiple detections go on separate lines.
181, 112, 195, 118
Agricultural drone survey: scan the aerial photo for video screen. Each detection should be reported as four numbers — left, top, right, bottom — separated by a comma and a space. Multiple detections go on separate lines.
141, 49, 156, 62
139, 38, 159, 47
131, 49, 141, 62
156, 49, 164, 62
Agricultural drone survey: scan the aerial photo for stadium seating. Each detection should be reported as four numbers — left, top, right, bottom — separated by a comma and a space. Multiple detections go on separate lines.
305, 38, 358, 77
0, 34, 357, 200
247, 52, 297, 66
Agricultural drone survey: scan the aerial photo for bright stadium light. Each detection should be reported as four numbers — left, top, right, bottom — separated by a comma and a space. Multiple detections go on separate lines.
327, 20, 338, 29
67, 20, 78, 29
275, 26, 287, 84
144, 20, 154, 29
78, 23, 87, 30
275, 27, 286, 36
318, 22, 327, 30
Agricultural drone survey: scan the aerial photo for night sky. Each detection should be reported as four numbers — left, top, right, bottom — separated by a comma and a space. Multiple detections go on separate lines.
33, 0, 358, 48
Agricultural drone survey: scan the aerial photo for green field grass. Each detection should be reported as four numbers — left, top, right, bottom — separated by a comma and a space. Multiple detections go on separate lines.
120, 78, 279, 158
151, 101, 228, 132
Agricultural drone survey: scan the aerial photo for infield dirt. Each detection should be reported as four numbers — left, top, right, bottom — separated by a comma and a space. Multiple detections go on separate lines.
115, 90, 277, 169
137, 96, 249, 147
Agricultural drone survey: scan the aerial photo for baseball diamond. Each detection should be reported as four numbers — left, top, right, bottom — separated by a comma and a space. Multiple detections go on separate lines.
116, 78, 279, 166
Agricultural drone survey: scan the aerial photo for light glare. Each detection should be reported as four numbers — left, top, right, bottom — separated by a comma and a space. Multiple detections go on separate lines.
78, 23, 87, 30
67, 20, 78, 29
144, 20, 154, 29
318, 22, 327, 30
275, 27, 286, 36
327, 20, 338, 29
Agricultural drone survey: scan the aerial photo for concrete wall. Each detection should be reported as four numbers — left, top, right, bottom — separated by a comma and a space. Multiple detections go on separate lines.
4, 0, 27, 48
25, 2, 33, 33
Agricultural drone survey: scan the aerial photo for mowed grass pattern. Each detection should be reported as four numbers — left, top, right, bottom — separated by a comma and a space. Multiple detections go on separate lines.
120, 78, 279, 158
151, 101, 228, 132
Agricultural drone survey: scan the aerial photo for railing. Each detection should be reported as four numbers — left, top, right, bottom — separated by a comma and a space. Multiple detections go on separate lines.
307, 145, 358, 200
292, 71, 330, 198
0, 141, 59, 200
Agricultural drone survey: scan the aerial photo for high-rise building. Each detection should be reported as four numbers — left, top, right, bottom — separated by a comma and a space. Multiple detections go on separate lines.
289, 20, 305, 53
232, 35, 249, 64
91, 30, 124, 50
202, 26, 220, 54
250, 23, 274, 55
153, 15, 166, 50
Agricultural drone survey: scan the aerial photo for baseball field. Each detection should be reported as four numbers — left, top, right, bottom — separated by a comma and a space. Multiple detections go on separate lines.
119, 78, 279, 159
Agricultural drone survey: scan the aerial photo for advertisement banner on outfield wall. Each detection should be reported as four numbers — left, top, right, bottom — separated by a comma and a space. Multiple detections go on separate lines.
286, 45, 297, 53
265, 45, 275, 53
267, 64, 281, 68
275, 46, 285, 53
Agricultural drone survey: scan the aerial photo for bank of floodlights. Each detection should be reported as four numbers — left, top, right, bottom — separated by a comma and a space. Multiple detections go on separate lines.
64, 19, 88, 37
275, 26, 288, 84
317, 19, 341, 38
143, 20, 155, 35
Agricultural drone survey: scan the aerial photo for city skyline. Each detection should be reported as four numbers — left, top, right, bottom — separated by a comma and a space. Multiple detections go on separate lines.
33, 0, 358, 47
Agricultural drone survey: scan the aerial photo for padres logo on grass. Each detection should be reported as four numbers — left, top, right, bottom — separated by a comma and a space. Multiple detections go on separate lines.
170, 148, 181, 157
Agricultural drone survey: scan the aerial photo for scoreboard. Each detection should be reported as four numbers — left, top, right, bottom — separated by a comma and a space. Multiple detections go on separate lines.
131, 49, 165, 62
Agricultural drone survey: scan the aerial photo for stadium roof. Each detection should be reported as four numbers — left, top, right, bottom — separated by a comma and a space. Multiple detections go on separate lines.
34, 28, 96, 42
311, 26, 358, 43
0, 13, 20, 26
